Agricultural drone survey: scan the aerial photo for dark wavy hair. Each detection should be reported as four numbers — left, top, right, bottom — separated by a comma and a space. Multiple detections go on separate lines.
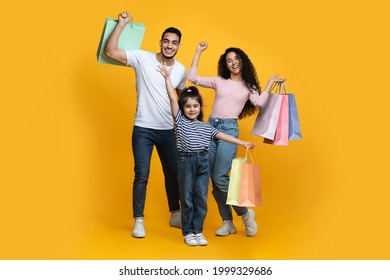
218, 47, 261, 119
178, 86, 204, 121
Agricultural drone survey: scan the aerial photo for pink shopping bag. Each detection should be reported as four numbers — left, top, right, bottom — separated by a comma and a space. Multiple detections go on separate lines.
264, 94, 289, 146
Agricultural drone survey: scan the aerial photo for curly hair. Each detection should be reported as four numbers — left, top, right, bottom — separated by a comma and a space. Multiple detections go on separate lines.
178, 86, 204, 121
218, 47, 261, 119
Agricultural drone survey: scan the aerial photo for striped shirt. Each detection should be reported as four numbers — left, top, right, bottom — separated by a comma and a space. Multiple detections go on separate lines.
174, 110, 220, 152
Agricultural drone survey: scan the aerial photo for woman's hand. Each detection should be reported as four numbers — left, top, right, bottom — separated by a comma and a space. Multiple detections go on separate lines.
269, 73, 286, 84
196, 41, 208, 53
264, 74, 286, 92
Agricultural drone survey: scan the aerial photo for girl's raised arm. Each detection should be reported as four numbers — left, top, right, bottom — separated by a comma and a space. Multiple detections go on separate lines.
157, 62, 179, 117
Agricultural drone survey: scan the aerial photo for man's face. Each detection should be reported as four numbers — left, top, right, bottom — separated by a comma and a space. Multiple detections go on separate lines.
160, 32, 180, 59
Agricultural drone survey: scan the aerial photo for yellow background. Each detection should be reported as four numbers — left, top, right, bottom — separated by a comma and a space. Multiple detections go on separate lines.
1, 0, 389, 259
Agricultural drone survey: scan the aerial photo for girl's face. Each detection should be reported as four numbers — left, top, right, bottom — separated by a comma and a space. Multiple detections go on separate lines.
183, 97, 201, 120
226, 51, 242, 76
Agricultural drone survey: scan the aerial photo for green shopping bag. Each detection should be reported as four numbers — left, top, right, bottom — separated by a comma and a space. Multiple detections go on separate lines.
226, 155, 249, 206
96, 18, 146, 66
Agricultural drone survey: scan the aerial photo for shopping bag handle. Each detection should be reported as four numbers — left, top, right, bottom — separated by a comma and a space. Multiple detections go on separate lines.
270, 82, 287, 95
244, 148, 255, 164
270, 82, 280, 94
107, 17, 136, 28
281, 82, 291, 94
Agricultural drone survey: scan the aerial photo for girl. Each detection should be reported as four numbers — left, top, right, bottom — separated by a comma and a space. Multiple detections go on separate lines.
157, 62, 255, 246
188, 42, 286, 237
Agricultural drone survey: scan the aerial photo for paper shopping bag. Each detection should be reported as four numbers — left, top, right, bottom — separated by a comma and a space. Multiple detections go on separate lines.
251, 85, 283, 140
264, 94, 289, 146
288, 94, 302, 140
96, 18, 146, 66
226, 157, 248, 206
239, 162, 262, 207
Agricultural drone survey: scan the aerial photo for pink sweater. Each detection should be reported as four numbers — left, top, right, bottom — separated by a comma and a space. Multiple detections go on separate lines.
188, 66, 270, 119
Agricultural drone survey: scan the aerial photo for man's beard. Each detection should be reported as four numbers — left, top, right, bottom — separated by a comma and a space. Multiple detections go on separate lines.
161, 50, 176, 59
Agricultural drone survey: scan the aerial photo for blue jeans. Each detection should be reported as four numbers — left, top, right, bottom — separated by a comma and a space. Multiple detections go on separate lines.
132, 126, 180, 218
177, 151, 209, 236
208, 118, 248, 221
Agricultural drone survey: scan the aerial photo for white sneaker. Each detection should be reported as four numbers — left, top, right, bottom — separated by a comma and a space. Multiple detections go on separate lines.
169, 211, 182, 228
195, 233, 208, 246
216, 220, 237, 236
184, 233, 198, 246
242, 209, 258, 237
132, 218, 146, 238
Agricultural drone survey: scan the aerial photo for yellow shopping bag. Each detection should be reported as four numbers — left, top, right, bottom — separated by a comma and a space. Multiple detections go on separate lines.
226, 156, 248, 206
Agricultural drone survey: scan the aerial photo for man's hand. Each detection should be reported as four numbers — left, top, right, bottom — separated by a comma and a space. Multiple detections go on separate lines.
118, 11, 132, 25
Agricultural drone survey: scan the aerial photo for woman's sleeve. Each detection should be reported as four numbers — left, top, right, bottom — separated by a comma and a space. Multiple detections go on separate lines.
187, 66, 217, 89
249, 90, 271, 108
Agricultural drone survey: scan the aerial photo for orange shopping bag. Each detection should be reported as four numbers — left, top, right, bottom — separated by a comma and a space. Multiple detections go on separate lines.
238, 149, 262, 207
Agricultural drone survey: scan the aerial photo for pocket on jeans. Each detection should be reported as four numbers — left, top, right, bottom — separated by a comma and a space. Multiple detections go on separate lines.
221, 122, 238, 136
177, 155, 189, 166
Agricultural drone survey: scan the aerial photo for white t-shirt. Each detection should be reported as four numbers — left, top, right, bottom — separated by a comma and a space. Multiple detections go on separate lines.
126, 50, 187, 130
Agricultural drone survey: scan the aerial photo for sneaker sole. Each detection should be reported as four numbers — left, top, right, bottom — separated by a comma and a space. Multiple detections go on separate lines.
216, 230, 237, 236
132, 232, 146, 238
184, 241, 198, 246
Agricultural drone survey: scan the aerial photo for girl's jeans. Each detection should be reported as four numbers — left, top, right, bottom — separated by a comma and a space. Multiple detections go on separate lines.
177, 151, 209, 236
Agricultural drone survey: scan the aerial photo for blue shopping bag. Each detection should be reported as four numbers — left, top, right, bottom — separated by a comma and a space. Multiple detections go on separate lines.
287, 93, 302, 140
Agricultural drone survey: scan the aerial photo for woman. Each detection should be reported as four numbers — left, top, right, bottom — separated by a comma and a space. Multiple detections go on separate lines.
188, 42, 285, 237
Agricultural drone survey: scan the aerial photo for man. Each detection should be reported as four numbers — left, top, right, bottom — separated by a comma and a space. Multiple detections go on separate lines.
104, 11, 186, 238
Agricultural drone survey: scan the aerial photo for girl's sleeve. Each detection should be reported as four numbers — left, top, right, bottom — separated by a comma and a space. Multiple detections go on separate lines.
210, 127, 220, 141
174, 110, 182, 125
187, 66, 217, 89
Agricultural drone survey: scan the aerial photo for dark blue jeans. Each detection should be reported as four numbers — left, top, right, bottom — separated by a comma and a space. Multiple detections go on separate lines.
208, 118, 248, 221
132, 126, 180, 218
177, 151, 209, 236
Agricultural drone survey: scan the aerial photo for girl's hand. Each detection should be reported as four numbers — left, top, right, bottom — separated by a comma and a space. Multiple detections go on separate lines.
196, 41, 208, 53
156, 62, 173, 78
243, 142, 256, 150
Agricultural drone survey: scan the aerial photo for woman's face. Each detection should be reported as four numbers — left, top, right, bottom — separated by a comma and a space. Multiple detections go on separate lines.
225, 51, 242, 76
